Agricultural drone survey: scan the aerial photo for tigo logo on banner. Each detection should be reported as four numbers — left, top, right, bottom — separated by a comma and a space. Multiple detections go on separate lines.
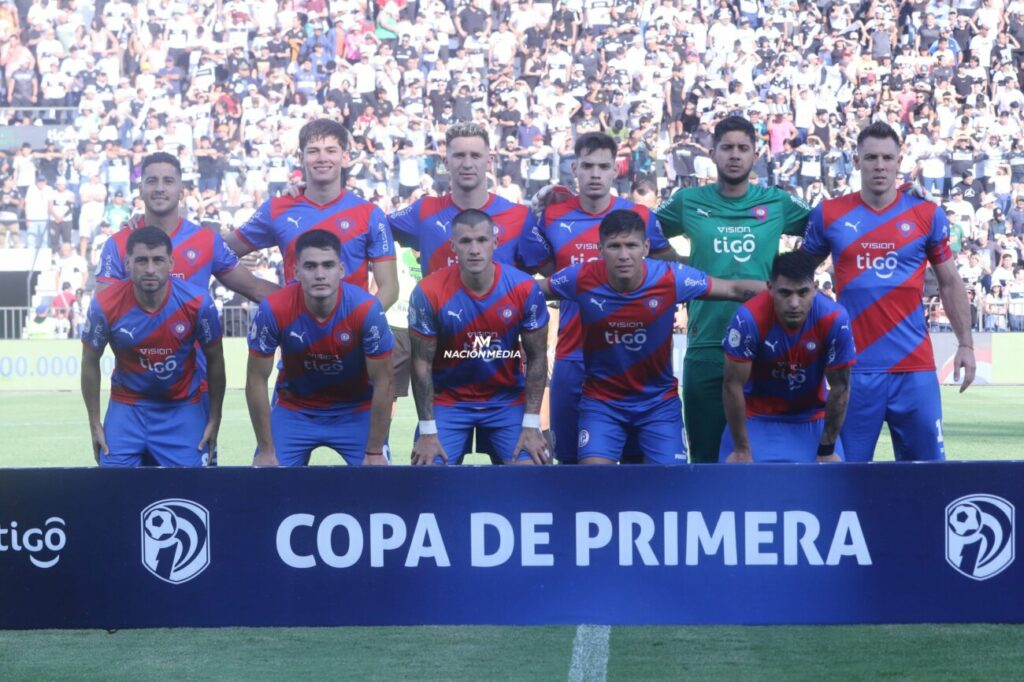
141, 499, 211, 585
946, 494, 1015, 581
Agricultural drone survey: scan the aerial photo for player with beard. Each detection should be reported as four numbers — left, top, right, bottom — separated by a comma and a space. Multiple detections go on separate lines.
656, 116, 812, 463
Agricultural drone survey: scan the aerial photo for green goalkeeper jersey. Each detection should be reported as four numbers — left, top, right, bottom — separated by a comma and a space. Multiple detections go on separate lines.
656, 184, 811, 350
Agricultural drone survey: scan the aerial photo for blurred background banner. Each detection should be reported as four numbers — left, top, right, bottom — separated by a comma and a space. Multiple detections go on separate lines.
0, 464, 1020, 628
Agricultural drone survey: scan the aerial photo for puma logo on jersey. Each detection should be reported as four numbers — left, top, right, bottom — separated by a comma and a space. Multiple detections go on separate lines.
447, 310, 464, 321
696, 208, 711, 217
844, 220, 860, 233
589, 297, 607, 312
286, 216, 302, 229
764, 339, 779, 353
117, 327, 137, 340
435, 219, 449, 232
559, 221, 574, 232
289, 331, 308, 343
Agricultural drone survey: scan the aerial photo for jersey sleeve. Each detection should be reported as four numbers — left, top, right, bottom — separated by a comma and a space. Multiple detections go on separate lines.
234, 200, 277, 250
95, 236, 126, 282
825, 306, 857, 369
517, 220, 554, 271
520, 280, 550, 332
362, 299, 394, 358
801, 204, 829, 258
387, 202, 420, 251
781, 190, 812, 237
81, 299, 110, 350
408, 284, 438, 337
654, 189, 685, 239
672, 263, 711, 303
645, 211, 671, 253
211, 232, 240, 275
722, 306, 758, 362
925, 204, 954, 266
547, 262, 583, 301
368, 205, 396, 261
196, 294, 223, 347
247, 299, 280, 357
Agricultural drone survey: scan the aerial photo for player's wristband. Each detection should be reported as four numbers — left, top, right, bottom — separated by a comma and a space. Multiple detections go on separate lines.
817, 442, 836, 457
959, 344, 973, 350
365, 450, 384, 456
522, 413, 541, 429
419, 420, 438, 435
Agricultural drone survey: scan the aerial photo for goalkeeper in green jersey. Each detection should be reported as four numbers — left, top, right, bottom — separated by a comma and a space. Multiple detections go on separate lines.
656, 116, 811, 463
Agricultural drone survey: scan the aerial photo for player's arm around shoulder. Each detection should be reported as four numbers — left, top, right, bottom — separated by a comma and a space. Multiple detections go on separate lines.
703, 274, 767, 302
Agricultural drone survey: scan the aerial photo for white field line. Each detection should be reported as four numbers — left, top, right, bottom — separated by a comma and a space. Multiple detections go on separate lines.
568, 624, 611, 682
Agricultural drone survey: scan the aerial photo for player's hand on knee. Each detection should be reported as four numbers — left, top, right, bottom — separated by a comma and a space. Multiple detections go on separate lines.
725, 450, 753, 463
90, 423, 109, 464
514, 428, 550, 465
816, 453, 842, 463
412, 434, 446, 465
253, 448, 279, 467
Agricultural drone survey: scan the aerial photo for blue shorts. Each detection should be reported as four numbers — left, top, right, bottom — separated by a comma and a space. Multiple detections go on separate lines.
269, 404, 386, 466
420, 403, 533, 465
101, 399, 210, 467
550, 358, 583, 463
718, 417, 846, 463
842, 371, 944, 462
577, 396, 687, 464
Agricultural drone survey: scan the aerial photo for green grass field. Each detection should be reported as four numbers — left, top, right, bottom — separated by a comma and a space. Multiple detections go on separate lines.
1, 387, 1022, 679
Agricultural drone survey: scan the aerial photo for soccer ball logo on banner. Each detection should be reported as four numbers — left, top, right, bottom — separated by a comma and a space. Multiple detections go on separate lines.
945, 494, 1015, 581
141, 499, 211, 584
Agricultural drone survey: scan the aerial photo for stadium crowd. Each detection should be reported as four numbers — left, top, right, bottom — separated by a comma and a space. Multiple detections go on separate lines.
2, 0, 1024, 336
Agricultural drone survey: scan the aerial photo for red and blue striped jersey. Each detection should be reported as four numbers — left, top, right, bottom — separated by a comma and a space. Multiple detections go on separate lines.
723, 291, 856, 422
803, 191, 952, 373
82, 278, 221, 406
517, 196, 671, 361
247, 282, 394, 413
96, 218, 239, 288
235, 191, 395, 288
388, 193, 534, 275
408, 263, 548, 407
548, 259, 708, 407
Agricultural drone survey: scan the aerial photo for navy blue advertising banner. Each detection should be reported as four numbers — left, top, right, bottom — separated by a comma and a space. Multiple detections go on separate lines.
0, 464, 1020, 628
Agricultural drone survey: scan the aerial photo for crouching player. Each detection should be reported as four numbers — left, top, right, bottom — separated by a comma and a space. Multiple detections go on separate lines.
246, 229, 394, 466
81, 227, 224, 466
409, 209, 549, 465
720, 250, 855, 462
540, 210, 764, 464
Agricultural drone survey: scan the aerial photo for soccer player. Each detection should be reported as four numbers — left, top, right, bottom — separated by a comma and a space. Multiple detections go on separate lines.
517, 131, 676, 464
540, 210, 764, 464
408, 209, 549, 465
246, 229, 394, 466
802, 122, 976, 461
95, 152, 276, 301
388, 121, 534, 276
656, 116, 813, 463
226, 118, 398, 310
721, 250, 855, 463
81, 227, 224, 467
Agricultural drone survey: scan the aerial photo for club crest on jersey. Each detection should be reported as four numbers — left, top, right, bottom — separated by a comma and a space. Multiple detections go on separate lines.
647, 297, 661, 310
338, 219, 351, 231
578, 429, 590, 448
185, 248, 199, 263
500, 306, 514, 320
899, 221, 913, 236
170, 320, 191, 340
806, 341, 817, 351
336, 329, 353, 345
751, 205, 769, 222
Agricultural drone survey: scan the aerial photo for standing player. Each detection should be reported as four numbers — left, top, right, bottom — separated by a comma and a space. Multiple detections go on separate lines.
95, 152, 276, 300
226, 118, 398, 310
802, 122, 975, 461
246, 229, 394, 466
540, 210, 764, 464
408, 209, 549, 465
518, 131, 676, 464
721, 250, 855, 463
656, 116, 812, 463
81, 227, 224, 467
388, 122, 534, 276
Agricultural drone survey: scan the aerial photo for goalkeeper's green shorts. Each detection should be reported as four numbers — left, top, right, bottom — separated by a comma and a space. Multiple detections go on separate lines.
682, 348, 726, 464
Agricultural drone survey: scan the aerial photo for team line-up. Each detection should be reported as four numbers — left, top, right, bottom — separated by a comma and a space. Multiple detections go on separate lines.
80, 116, 976, 467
